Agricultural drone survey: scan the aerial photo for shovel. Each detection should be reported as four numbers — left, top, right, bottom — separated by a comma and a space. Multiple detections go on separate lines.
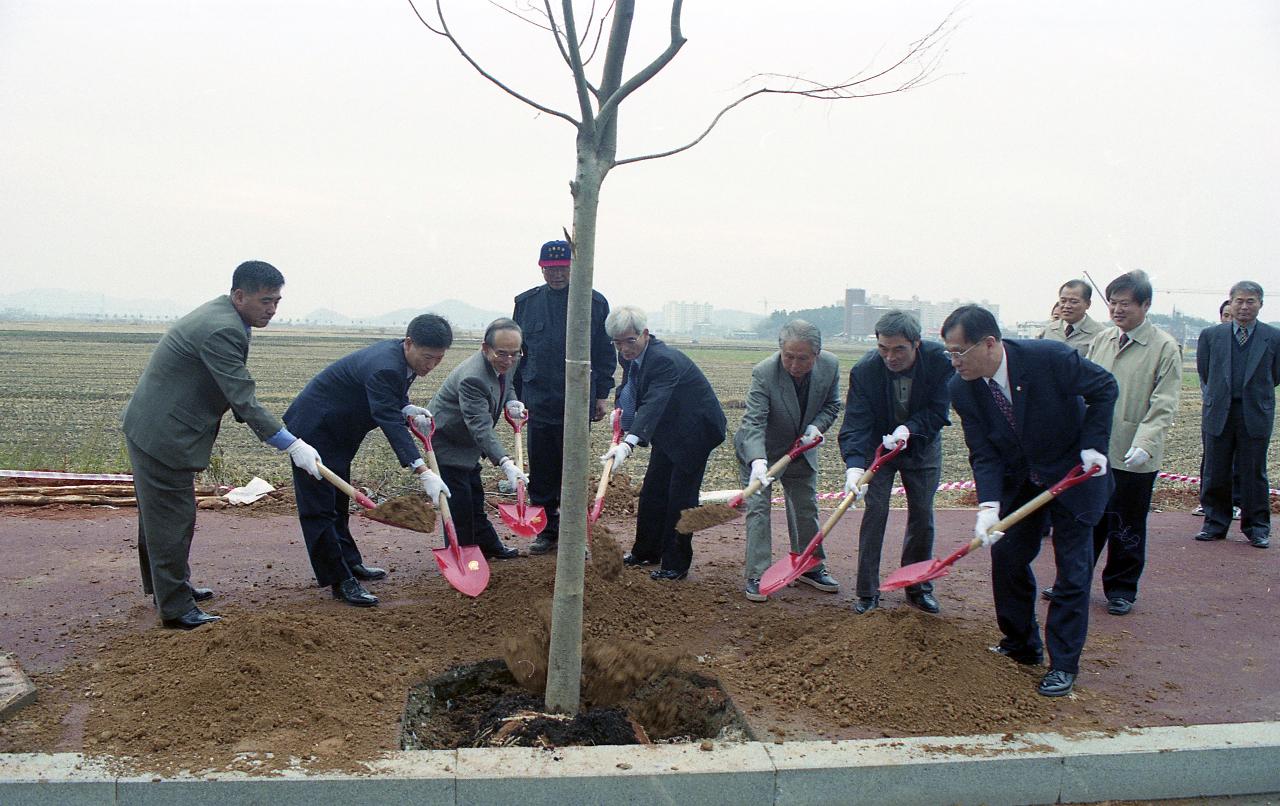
314, 463, 436, 533
406, 416, 489, 597
759, 441, 903, 596
675, 434, 824, 534
498, 407, 546, 537
880, 463, 1102, 592
589, 407, 624, 524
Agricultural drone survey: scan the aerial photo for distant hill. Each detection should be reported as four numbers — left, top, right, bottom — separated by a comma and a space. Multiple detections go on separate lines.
367, 300, 507, 330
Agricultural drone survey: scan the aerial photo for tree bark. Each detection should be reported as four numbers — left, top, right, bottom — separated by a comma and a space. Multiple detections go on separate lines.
543, 143, 609, 714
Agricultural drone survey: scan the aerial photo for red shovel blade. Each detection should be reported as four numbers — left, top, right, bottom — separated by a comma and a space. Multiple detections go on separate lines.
432, 521, 489, 597
497, 502, 547, 537
881, 558, 951, 592
759, 550, 824, 596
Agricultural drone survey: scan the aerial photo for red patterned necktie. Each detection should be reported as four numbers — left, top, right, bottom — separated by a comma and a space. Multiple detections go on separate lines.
988, 379, 1016, 431
1065, 323, 1074, 338
1118, 333, 1130, 349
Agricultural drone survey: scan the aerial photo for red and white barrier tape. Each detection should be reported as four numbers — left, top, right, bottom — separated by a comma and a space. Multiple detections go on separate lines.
774, 471, 1278, 504
0, 470, 133, 482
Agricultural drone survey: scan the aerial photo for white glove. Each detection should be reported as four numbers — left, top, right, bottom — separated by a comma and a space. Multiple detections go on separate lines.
401, 404, 432, 432
1080, 448, 1109, 475
882, 425, 911, 451
418, 469, 450, 500
499, 456, 529, 487
505, 400, 526, 420
975, 502, 1002, 546
600, 442, 632, 472
285, 438, 323, 480
1122, 446, 1150, 470
843, 467, 867, 499
803, 424, 822, 442
748, 459, 774, 492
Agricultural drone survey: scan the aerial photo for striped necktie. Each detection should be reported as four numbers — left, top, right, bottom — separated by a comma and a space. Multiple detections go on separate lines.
1238, 327, 1249, 346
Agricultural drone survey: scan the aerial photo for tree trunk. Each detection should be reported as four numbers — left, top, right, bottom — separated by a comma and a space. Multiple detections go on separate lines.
544, 146, 609, 714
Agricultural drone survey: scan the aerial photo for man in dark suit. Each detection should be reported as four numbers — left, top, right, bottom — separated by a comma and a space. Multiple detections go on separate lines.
942, 305, 1116, 697
284, 314, 454, 606
121, 261, 324, 629
1196, 281, 1279, 548
734, 320, 842, 602
601, 306, 727, 581
512, 239, 616, 555
839, 310, 953, 615
427, 318, 527, 559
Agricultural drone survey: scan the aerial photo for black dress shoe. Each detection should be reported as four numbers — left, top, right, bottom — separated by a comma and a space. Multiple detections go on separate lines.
853, 595, 880, 615
191, 587, 214, 602
1106, 597, 1133, 615
906, 590, 941, 614
1038, 669, 1076, 697
623, 553, 659, 567
1248, 534, 1270, 548
332, 578, 378, 607
989, 644, 1044, 666
1041, 586, 1057, 602
650, 569, 688, 581
1194, 531, 1226, 541
529, 534, 558, 555
161, 607, 222, 630
351, 564, 387, 580
485, 544, 521, 560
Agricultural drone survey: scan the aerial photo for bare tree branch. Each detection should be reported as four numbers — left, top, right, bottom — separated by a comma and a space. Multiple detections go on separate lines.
616, 6, 959, 167
407, 0, 580, 125
559, 0, 598, 128
582, 2, 615, 66
485, 0, 554, 32
594, 0, 686, 128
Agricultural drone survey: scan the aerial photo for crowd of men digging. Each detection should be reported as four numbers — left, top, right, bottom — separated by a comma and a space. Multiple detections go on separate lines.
122, 244, 1277, 699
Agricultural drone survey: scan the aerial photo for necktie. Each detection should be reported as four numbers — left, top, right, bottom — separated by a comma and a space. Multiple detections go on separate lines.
1118, 333, 1130, 349
1238, 328, 1249, 346
988, 379, 1016, 432
617, 371, 637, 432
498, 373, 506, 417
1064, 323, 1074, 338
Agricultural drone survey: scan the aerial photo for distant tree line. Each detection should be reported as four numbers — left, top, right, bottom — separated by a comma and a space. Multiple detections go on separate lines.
756, 304, 845, 340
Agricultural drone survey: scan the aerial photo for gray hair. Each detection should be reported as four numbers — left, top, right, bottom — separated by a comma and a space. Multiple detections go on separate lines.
605, 305, 648, 338
1229, 281, 1264, 301
875, 309, 922, 343
483, 317, 522, 346
777, 319, 822, 353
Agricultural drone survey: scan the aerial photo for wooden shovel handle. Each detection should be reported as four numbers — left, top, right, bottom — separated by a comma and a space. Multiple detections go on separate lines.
963, 463, 1102, 555
421, 449, 454, 526
316, 462, 376, 510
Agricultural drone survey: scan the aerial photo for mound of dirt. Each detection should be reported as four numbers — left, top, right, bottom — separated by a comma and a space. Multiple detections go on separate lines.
588, 522, 624, 581
366, 495, 436, 533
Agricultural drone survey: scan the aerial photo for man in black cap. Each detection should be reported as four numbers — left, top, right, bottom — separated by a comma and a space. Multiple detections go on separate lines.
512, 239, 617, 554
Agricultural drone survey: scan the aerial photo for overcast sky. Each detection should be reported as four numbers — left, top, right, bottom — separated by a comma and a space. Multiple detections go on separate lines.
2, 0, 1277, 326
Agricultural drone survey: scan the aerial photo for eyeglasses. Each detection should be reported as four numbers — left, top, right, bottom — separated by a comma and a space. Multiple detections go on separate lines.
941, 341, 982, 362
611, 337, 641, 348
488, 349, 521, 360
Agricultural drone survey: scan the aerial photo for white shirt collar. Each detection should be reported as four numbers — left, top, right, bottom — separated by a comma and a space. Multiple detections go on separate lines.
987, 345, 1011, 400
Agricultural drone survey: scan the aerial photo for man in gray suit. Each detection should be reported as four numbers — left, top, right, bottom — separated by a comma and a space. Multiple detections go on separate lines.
1196, 281, 1280, 548
735, 320, 842, 602
428, 318, 528, 559
122, 261, 324, 629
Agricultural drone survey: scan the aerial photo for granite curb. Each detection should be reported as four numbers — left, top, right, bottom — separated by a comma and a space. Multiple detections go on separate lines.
2, 721, 1278, 805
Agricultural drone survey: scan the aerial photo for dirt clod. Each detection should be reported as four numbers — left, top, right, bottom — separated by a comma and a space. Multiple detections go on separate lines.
676, 502, 740, 534
365, 495, 436, 533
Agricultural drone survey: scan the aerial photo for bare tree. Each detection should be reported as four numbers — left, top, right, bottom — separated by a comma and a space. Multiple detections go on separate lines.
408, 0, 955, 714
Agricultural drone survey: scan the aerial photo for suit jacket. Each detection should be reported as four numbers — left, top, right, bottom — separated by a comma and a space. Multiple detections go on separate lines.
512, 284, 616, 422
427, 350, 516, 471
838, 341, 953, 469
1197, 321, 1280, 440
1037, 314, 1104, 354
283, 338, 423, 467
617, 337, 726, 465
1086, 320, 1182, 472
949, 338, 1117, 519
121, 295, 283, 471
734, 350, 841, 473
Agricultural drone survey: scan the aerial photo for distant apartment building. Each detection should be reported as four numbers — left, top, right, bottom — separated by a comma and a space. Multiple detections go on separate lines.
844, 288, 1002, 341
662, 301, 713, 335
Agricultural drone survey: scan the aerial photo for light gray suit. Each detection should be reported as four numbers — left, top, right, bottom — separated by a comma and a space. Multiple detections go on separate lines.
121, 295, 284, 618
733, 350, 841, 580
427, 350, 517, 472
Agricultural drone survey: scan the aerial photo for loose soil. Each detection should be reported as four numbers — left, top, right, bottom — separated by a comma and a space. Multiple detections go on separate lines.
1, 473, 1277, 777
365, 494, 436, 533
